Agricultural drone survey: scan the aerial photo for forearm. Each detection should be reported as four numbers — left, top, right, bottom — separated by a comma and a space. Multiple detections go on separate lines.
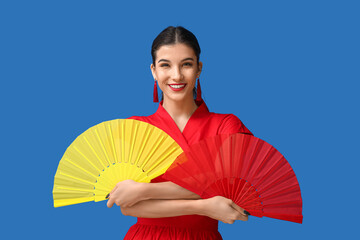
120, 196, 249, 223
142, 181, 200, 200
121, 199, 204, 218
107, 180, 200, 208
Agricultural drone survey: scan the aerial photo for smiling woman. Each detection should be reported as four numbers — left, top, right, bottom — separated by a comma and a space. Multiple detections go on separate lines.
106, 26, 252, 240
151, 44, 201, 107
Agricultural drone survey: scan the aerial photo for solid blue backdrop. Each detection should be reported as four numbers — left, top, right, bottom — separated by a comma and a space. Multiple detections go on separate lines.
1, 1, 359, 239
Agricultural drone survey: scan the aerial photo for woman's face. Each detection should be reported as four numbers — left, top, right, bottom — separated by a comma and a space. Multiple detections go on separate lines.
151, 43, 202, 103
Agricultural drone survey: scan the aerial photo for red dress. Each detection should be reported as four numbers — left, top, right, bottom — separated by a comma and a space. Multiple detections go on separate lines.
125, 100, 253, 240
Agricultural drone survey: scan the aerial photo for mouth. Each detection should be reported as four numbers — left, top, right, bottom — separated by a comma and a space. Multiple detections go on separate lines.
168, 84, 186, 91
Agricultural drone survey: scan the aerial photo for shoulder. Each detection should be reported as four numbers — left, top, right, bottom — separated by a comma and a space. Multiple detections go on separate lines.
127, 114, 156, 124
127, 115, 148, 121
127, 113, 165, 132
210, 112, 253, 136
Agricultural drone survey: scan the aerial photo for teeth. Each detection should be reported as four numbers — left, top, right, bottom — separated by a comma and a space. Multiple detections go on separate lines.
170, 84, 185, 89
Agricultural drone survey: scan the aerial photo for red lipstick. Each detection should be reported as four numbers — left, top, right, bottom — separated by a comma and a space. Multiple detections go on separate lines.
168, 84, 186, 91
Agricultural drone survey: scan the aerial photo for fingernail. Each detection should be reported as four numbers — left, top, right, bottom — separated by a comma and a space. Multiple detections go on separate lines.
106, 193, 110, 199
244, 210, 251, 215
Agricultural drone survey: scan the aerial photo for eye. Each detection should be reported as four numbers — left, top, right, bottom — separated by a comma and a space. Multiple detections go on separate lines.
160, 63, 169, 67
183, 62, 193, 67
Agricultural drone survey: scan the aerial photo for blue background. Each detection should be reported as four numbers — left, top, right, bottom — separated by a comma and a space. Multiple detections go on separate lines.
1, 0, 359, 239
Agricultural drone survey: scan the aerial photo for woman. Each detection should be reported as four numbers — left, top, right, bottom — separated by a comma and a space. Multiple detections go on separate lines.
107, 26, 252, 239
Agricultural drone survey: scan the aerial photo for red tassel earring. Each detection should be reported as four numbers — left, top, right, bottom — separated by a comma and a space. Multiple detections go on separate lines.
196, 78, 202, 102
153, 80, 159, 102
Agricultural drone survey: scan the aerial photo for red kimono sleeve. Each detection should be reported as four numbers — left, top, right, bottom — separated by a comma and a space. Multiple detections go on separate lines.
217, 114, 253, 136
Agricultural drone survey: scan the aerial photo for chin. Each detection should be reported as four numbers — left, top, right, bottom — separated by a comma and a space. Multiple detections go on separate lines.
164, 93, 193, 102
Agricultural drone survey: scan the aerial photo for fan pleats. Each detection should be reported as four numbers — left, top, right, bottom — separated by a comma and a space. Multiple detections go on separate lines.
164, 133, 303, 223
53, 119, 183, 207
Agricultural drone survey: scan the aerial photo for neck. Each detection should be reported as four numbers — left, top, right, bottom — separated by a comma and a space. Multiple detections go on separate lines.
162, 97, 198, 119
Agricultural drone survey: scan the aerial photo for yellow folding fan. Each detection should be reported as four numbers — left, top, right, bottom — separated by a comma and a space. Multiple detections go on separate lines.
53, 119, 183, 207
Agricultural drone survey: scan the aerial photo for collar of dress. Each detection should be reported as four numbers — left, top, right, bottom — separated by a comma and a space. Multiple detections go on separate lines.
155, 99, 210, 121
153, 99, 211, 149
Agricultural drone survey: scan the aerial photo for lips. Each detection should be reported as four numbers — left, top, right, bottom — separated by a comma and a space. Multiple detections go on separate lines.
168, 84, 186, 91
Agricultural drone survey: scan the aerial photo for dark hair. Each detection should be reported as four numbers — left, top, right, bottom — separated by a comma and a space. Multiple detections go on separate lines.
151, 26, 201, 66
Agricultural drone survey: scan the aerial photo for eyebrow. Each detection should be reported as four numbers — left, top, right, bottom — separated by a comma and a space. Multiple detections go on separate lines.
157, 57, 195, 63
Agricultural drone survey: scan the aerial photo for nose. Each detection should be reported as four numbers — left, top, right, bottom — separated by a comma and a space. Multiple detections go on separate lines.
171, 66, 183, 82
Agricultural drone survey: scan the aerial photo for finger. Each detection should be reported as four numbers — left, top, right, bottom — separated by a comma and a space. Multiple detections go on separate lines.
231, 202, 247, 216
228, 220, 235, 224
233, 211, 248, 221
110, 185, 118, 195
238, 215, 249, 221
107, 198, 115, 208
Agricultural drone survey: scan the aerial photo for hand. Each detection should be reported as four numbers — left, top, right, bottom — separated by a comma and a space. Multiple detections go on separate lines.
201, 196, 249, 224
106, 180, 147, 208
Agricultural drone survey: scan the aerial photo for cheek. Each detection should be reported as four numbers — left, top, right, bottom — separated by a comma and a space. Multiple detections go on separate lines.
156, 71, 168, 81
189, 81, 196, 90
157, 77, 168, 91
186, 72, 197, 85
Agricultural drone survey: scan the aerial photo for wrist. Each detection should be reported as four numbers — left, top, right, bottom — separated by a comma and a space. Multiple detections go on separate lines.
140, 182, 152, 200
192, 199, 207, 216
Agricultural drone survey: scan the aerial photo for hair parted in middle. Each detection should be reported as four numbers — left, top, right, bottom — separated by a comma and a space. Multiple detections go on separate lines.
151, 26, 201, 66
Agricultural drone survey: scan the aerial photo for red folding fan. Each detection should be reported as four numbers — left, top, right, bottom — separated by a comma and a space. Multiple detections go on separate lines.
163, 133, 303, 223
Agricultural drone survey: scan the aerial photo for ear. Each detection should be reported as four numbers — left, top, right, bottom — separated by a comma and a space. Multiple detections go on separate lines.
150, 63, 157, 80
197, 61, 203, 78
